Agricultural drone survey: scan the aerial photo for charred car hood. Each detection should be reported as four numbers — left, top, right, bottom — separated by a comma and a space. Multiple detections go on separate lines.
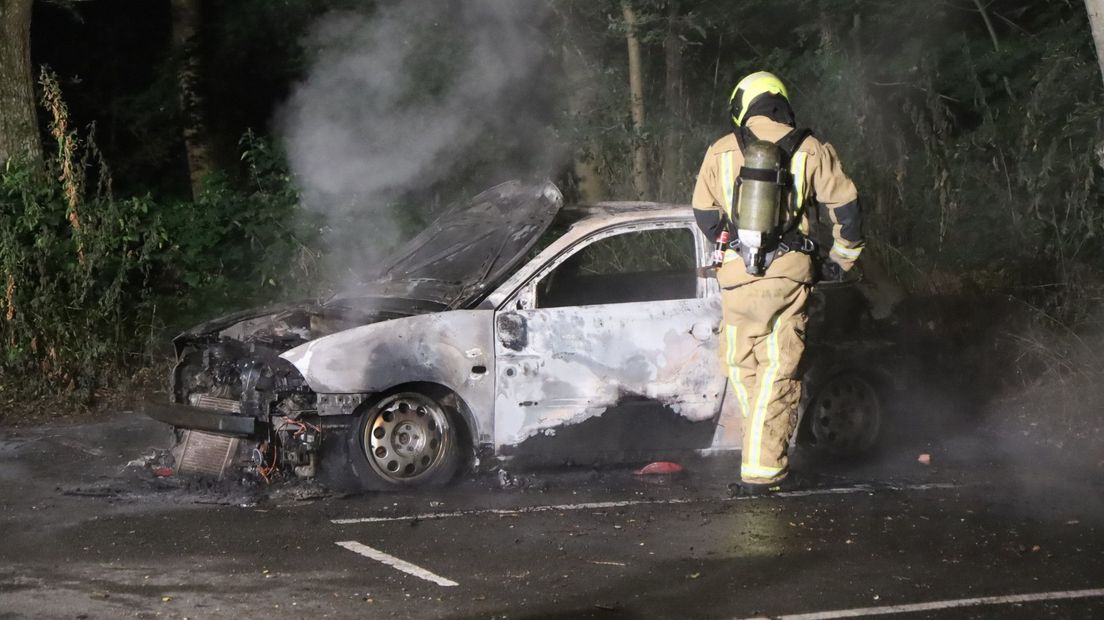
364, 179, 563, 305
174, 180, 562, 352
172, 293, 446, 354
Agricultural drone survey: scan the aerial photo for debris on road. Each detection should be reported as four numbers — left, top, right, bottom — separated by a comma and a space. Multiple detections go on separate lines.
496, 469, 544, 491
918, 453, 931, 465
635, 461, 684, 475
123, 448, 174, 473
267, 479, 333, 503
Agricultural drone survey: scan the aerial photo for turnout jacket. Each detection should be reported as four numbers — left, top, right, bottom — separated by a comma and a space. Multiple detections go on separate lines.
692, 116, 864, 287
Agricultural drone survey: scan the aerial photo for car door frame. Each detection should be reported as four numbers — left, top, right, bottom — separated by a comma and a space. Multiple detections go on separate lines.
488, 215, 729, 456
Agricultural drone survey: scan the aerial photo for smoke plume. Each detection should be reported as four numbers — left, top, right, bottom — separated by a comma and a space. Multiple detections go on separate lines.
280, 0, 556, 287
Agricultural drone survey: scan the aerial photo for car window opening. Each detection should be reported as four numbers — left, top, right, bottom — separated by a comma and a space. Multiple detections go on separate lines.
537, 228, 698, 308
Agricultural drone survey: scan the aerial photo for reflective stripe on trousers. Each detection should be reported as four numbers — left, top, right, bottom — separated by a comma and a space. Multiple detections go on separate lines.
724, 325, 751, 417
741, 462, 786, 480
747, 309, 783, 471
718, 275, 809, 484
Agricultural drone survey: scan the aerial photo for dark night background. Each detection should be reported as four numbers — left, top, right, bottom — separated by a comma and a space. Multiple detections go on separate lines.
0, 0, 1101, 424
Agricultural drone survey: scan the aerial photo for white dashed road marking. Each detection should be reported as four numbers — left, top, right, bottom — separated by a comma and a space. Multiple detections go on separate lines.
335, 541, 459, 587
330, 482, 958, 525
738, 587, 1104, 619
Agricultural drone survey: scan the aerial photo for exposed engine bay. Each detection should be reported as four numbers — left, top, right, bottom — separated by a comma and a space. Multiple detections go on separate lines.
161, 302, 419, 482
147, 181, 567, 486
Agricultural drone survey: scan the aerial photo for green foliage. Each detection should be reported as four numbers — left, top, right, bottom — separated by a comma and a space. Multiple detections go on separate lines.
0, 70, 167, 403
563, 0, 1104, 322
776, 2, 1104, 320
157, 131, 319, 325
0, 74, 317, 408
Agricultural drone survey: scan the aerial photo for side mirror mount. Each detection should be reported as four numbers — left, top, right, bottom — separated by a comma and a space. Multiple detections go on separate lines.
515, 284, 536, 311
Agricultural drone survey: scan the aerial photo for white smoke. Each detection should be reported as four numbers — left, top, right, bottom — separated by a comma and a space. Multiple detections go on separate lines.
280, 0, 556, 286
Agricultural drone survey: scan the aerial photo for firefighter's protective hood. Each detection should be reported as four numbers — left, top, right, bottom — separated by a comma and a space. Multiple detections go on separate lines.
730, 71, 791, 127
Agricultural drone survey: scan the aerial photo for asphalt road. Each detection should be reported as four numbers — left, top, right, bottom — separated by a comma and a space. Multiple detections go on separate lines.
1, 414, 1103, 619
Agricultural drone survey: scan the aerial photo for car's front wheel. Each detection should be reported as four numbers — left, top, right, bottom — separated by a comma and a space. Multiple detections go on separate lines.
350, 391, 462, 490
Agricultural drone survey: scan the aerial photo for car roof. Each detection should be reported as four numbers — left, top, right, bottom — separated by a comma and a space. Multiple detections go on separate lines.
561, 201, 694, 226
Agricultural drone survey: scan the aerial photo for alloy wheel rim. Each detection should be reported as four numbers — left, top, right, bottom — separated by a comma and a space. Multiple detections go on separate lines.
810, 375, 880, 453
364, 394, 449, 482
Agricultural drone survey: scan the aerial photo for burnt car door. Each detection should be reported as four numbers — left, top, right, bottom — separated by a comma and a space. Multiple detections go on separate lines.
493, 222, 726, 463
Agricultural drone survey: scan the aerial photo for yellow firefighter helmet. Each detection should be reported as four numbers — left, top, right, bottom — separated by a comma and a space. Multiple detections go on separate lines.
729, 71, 790, 127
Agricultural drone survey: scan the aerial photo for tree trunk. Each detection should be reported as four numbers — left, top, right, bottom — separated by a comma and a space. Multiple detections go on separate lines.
660, 0, 684, 202
1087, 0, 1104, 88
171, 0, 212, 199
621, 0, 648, 199
562, 41, 606, 203
0, 0, 42, 170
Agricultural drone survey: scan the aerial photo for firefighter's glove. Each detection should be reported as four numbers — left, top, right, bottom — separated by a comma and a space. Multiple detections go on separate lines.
821, 260, 844, 283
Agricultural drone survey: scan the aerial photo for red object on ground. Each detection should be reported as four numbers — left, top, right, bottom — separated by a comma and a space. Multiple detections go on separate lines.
153, 467, 174, 477
635, 461, 684, 475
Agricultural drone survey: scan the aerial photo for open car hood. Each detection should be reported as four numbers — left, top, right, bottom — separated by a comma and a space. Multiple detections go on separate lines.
173, 180, 562, 352
361, 179, 563, 306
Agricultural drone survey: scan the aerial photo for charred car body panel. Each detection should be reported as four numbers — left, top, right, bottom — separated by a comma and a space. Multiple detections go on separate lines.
488, 216, 726, 449
281, 311, 496, 441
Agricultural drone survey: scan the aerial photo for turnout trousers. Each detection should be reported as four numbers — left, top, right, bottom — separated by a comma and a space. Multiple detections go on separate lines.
718, 266, 810, 484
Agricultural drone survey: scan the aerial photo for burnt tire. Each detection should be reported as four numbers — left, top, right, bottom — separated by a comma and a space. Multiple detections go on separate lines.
349, 391, 462, 491
804, 371, 882, 457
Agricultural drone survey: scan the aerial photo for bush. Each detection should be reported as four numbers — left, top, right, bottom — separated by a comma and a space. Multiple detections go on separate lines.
156, 131, 320, 326
0, 71, 318, 413
0, 70, 167, 404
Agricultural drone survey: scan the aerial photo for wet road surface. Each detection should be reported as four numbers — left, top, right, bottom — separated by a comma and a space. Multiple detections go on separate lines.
1, 414, 1103, 619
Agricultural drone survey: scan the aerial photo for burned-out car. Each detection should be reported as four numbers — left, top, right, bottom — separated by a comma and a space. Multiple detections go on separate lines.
148, 180, 888, 489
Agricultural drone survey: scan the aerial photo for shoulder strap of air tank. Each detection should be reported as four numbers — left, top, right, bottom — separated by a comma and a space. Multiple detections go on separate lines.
732, 125, 749, 154
776, 127, 813, 240
775, 127, 813, 160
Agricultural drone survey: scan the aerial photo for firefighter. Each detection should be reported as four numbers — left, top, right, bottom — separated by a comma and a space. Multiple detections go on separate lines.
692, 71, 864, 494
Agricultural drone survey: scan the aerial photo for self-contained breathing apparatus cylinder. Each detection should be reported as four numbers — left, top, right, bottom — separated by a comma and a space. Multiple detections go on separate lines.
735, 140, 787, 275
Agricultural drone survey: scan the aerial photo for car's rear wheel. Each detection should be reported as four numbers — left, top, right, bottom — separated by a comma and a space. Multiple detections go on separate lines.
351, 391, 461, 490
805, 372, 882, 457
